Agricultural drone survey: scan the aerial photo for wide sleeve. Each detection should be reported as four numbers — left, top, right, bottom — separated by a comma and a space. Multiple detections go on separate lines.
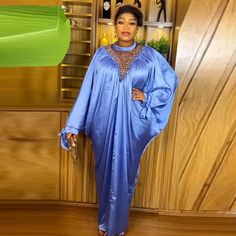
65, 48, 100, 135
140, 49, 179, 130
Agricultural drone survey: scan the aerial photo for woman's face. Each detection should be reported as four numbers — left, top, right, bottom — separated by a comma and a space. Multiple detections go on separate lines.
115, 12, 138, 43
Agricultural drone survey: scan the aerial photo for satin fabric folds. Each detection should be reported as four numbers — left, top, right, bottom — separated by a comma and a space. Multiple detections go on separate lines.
64, 42, 178, 235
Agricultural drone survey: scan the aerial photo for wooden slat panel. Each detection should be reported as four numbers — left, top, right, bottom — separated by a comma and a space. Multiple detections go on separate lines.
175, 0, 228, 99
199, 128, 236, 211
168, 0, 236, 214
60, 112, 69, 201
176, 0, 236, 183
159, 98, 179, 211
132, 136, 164, 209
230, 198, 236, 211
80, 137, 96, 203
178, 65, 236, 210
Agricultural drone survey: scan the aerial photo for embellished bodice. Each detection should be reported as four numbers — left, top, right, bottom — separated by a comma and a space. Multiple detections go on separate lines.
105, 42, 143, 80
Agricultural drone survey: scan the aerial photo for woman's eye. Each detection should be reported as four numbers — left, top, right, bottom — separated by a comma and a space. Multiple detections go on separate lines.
129, 22, 136, 26
118, 21, 124, 25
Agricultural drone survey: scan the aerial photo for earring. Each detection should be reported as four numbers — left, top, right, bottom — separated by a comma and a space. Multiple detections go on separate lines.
113, 34, 118, 43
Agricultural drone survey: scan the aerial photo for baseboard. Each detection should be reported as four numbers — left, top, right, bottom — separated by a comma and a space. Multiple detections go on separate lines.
0, 200, 235, 217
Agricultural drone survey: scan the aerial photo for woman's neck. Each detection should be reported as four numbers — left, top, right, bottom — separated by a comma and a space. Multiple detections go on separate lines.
115, 40, 135, 47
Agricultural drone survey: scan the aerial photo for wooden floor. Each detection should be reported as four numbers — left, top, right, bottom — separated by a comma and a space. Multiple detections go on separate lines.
0, 204, 236, 236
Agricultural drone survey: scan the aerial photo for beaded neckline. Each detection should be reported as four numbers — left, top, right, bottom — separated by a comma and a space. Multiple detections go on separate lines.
105, 43, 143, 80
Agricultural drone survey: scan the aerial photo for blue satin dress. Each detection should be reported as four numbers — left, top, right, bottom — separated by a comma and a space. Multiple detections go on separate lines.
64, 41, 178, 235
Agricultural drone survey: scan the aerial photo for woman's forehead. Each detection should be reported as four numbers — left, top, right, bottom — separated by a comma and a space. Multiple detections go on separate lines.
118, 13, 137, 21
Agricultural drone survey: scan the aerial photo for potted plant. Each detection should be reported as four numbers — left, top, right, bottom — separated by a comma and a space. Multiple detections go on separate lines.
135, 36, 145, 46
147, 37, 170, 59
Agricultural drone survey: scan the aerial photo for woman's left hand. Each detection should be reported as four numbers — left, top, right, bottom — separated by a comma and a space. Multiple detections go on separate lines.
132, 88, 145, 102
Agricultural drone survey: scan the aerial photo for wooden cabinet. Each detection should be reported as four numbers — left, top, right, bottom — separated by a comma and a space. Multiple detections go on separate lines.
0, 111, 60, 200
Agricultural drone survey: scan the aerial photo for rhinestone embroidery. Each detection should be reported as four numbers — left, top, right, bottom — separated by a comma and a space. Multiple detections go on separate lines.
106, 43, 143, 80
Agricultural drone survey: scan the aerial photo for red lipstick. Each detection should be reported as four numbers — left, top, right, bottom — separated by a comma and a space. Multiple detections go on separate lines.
121, 32, 130, 36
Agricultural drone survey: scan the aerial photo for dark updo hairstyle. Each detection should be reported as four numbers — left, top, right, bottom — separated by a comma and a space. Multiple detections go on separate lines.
114, 5, 143, 27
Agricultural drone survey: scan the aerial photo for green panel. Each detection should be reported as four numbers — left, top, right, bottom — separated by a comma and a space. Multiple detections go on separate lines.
0, 6, 70, 67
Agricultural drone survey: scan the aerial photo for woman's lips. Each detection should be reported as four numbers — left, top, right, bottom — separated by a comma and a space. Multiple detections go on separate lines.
121, 32, 130, 36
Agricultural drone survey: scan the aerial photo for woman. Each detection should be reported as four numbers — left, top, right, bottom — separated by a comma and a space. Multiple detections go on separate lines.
62, 4, 178, 236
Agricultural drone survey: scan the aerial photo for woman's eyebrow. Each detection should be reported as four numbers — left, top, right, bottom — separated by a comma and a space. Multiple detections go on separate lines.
118, 17, 137, 21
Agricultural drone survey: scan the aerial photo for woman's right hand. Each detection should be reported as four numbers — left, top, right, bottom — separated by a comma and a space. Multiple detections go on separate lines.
66, 132, 77, 147
67, 132, 76, 140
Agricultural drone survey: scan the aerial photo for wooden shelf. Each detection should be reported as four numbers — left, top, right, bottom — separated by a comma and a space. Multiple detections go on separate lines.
71, 26, 92, 31
61, 76, 84, 81
98, 18, 173, 28
62, 0, 92, 5
98, 18, 114, 25
144, 21, 173, 28
61, 88, 80, 92
65, 13, 92, 18
61, 64, 89, 69
70, 40, 91, 44
66, 53, 91, 56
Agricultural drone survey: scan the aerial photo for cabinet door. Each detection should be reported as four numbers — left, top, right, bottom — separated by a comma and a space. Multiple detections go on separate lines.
0, 112, 60, 200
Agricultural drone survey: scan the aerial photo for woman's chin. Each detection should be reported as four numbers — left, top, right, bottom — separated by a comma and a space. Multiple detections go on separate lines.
118, 37, 134, 43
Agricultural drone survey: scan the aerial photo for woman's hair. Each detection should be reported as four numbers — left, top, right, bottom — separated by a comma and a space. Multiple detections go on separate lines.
114, 5, 143, 27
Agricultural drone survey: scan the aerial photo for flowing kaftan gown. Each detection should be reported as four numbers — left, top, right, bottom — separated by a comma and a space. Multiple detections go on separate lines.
64, 41, 178, 235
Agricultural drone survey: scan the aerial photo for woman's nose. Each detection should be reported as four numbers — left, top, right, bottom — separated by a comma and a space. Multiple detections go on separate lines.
123, 23, 130, 30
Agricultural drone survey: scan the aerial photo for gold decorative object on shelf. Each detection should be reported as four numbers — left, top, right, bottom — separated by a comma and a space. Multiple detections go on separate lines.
100, 33, 109, 47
